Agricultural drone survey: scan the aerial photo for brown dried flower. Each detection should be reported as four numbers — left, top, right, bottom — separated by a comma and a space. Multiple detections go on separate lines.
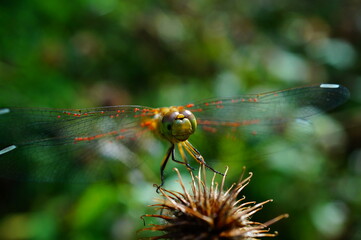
141, 167, 288, 240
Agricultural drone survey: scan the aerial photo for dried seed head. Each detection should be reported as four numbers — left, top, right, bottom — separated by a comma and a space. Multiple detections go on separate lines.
141, 167, 288, 240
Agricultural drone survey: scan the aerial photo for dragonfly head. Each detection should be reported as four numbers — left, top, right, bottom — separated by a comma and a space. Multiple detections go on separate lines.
160, 109, 197, 143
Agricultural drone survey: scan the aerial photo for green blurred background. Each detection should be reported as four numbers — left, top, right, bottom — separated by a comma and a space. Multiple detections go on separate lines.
0, 0, 360, 239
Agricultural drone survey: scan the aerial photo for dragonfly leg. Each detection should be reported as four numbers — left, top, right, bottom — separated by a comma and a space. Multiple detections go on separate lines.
170, 143, 195, 171
157, 143, 196, 193
183, 141, 224, 176
158, 144, 174, 193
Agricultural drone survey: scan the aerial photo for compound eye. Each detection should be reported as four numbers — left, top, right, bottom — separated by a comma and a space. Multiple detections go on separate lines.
161, 111, 179, 135
180, 110, 193, 119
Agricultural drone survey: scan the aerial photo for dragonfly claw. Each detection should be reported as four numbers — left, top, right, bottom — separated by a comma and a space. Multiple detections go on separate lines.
154, 183, 162, 194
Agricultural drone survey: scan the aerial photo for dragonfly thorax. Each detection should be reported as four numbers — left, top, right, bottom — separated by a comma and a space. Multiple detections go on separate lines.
159, 108, 197, 143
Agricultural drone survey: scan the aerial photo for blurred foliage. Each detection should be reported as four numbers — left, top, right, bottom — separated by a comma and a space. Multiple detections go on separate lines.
0, 0, 361, 239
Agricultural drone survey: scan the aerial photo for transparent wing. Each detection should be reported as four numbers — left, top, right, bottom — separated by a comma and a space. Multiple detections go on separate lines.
186, 84, 350, 139
0, 105, 157, 182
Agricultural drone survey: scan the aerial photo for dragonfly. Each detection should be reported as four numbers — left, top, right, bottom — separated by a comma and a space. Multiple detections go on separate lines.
0, 84, 350, 186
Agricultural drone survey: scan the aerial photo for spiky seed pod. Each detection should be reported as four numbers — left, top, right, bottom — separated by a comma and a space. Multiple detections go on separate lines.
141, 167, 288, 240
